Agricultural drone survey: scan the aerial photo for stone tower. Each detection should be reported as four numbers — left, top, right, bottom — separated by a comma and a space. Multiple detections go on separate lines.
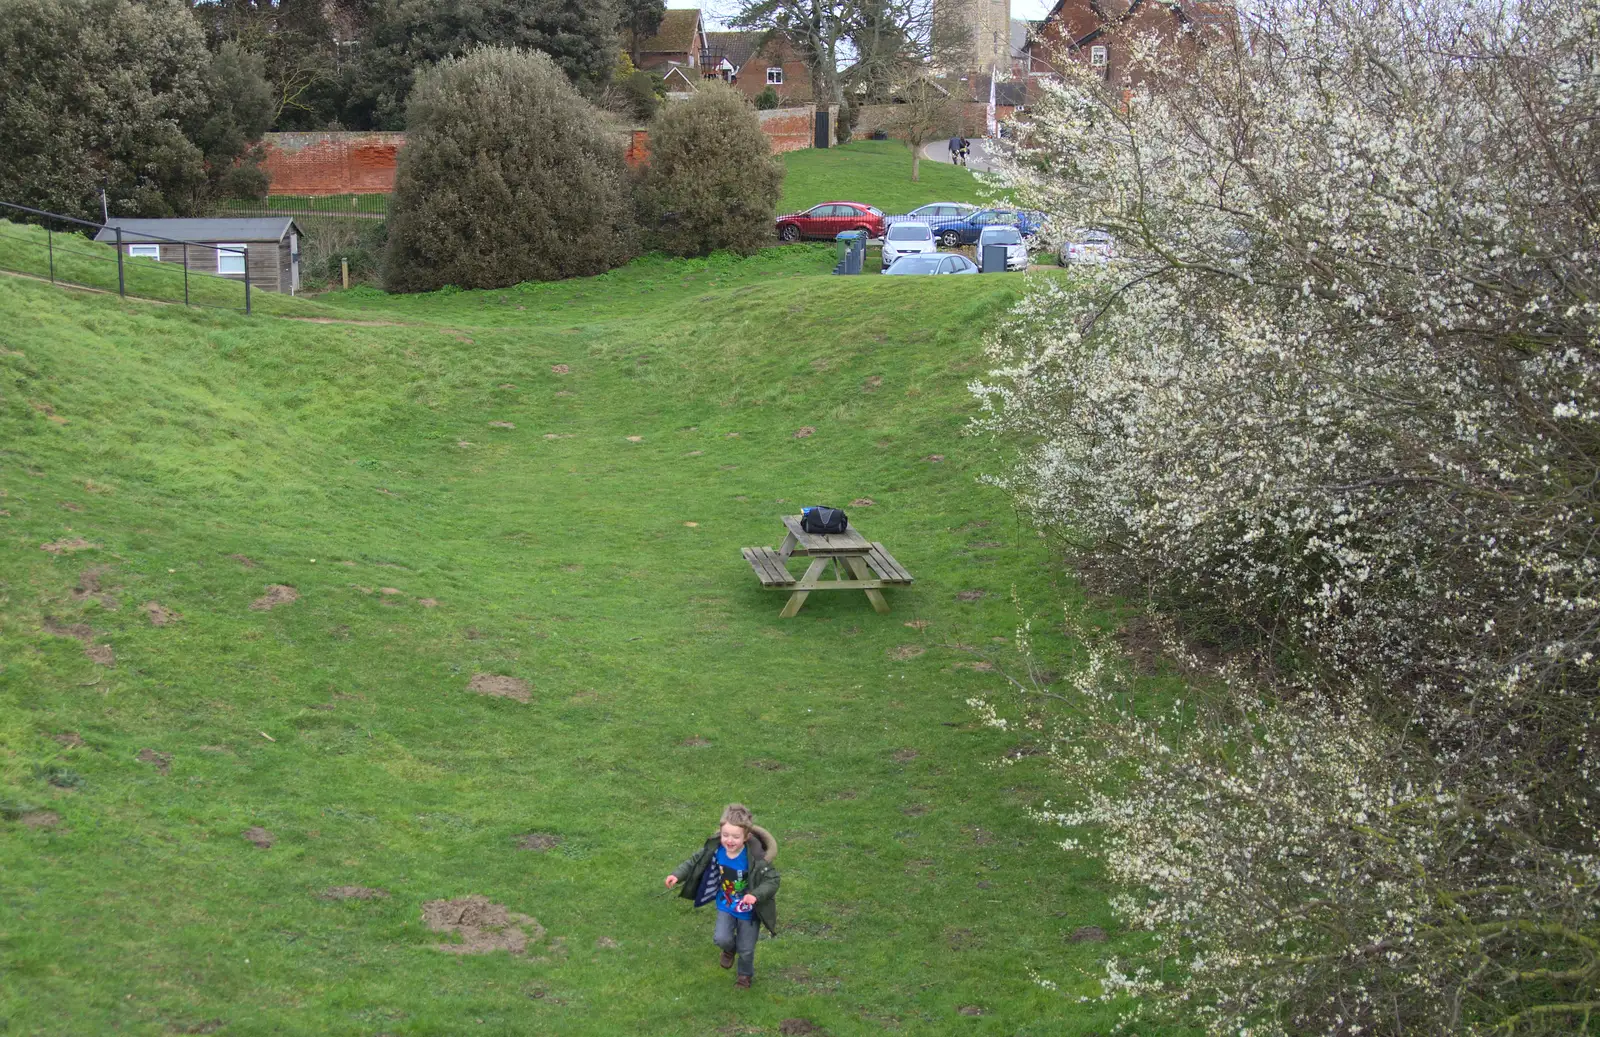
937, 0, 1013, 73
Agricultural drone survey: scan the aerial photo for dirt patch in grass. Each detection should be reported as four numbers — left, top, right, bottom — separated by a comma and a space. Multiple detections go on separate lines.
322, 885, 389, 901
550, 364, 569, 374
489, 421, 516, 429
83, 643, 115, 666
891, 748, 919, 763
422, 895, 545, 955
1115, 614, 1166, 674
53, 732, 84, 748
779, 1019, 826, 1035
140, 601, 180, 626
41, 537, 97, 554
903, 619, 930, 631
136, 749, 172, 775
228, 554, 258, 568
956, 1005, 987, 1016
901, 804, 929, 816
793, 426, 816, 439
746, 758, 789, 771
243, 826, 275, 849
775, 965, 842, 994
468, 674, 530, 703
21, 810, 61, 829
863, 375, 883, 393
250, 585, 299, 611
956, 589, 987, 602
515, 832, 562, 852
59, 501, 82, 512
850, 497, 875, 507
595, 935, 619, 949
43, 618, 93, 641
887, 645, 925, 661
1070, 925, 1109, 943
681, 735, 712, 748
417, 597, 439, 608
71, 567, 120, 610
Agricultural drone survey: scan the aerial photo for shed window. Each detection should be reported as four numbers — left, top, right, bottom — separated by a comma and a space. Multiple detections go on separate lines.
216, 244, 246, 276
128, 244, 160, 261
1090, 45, 1108, 67
766, 67, 783, 85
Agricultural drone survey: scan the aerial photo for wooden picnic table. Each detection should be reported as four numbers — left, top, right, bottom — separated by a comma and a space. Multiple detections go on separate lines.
742, 515, 914, 617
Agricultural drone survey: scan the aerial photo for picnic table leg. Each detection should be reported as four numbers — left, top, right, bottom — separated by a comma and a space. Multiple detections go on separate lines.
779, 531, 798, 559
844, 556, 892, 615
779, 557, 829, 618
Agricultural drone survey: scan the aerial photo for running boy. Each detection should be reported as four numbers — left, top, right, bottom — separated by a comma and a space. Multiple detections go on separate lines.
664, 803, 780, 988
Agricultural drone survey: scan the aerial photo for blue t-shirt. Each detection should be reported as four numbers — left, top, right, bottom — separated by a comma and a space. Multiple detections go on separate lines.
713, 845, 753, 917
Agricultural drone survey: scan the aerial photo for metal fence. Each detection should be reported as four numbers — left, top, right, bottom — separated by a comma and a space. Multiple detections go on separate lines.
0, 201, 259, 314
212, 193, 388, 220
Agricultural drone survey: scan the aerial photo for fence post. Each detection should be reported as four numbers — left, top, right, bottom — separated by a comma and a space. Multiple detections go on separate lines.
243, 246, 251, 315
115, 227, 125, 298
341, 257, 349, 290
182, 243, 189, 306
47, 227, 54, 283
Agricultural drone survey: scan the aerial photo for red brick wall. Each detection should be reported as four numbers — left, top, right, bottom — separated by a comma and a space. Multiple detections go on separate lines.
262, 115, 819, 196
260, 133, 404, 195
757, 106, 817, 153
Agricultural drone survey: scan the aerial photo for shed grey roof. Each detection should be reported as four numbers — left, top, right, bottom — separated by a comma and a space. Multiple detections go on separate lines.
93, 217, 299, 245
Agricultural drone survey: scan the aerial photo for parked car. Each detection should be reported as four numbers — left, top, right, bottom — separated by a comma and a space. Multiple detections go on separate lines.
880, 222, 938, 270
1059, 228, 1118, 265
885, 202, 977, 227
776, 202, 886, 242
930, 208, 1045, 247
977, 225, 1029, 271
882, 253, 979, 276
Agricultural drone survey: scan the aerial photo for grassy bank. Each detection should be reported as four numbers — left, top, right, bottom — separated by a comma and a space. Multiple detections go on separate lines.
0, 250, 1145, 1036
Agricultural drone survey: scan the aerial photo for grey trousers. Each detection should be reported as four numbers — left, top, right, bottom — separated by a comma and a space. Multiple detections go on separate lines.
712, 911, 759, 977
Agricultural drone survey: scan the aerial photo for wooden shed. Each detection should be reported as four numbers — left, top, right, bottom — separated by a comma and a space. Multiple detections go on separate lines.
94, 217, 303, 294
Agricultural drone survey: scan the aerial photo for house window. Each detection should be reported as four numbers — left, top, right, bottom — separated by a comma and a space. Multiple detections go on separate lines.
216, 244, 247, 276
127, 244, 160, 261
1090, 45, 1108, 67
766, 67, 783, 85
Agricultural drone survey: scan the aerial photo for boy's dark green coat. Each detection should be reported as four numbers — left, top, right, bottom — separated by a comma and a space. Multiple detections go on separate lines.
671, 837, 780, 936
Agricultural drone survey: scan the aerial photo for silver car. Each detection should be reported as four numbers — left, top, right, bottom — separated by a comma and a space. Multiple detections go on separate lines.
1059, 229, 1118, 265
885, 202, 977, 228
882, 253, 979, 276
978, 225, 1029, 271
881, 223, 937, 270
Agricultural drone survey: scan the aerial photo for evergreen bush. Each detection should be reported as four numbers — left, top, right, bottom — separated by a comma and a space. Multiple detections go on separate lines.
384, 46, 637, 292
754, 85, 780, 110
635, 82, 784, 257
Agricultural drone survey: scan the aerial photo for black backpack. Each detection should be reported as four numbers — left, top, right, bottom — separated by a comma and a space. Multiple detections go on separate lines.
800, 506, 848, 534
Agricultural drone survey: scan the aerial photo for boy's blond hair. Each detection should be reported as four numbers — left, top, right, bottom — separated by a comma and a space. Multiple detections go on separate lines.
720, 803, 755, 835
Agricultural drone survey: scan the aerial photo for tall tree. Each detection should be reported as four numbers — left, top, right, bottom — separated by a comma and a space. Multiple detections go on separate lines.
384, 46, 636, 291
348, 0, 621, 130
0, 0, 272, 219
619, 0, 666, 65
191, 0, 353, 129
728, 0, 849, 107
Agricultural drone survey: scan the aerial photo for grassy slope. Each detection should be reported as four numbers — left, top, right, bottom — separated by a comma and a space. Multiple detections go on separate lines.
0, 220, 340, 318
0, 249, 1154, 1036
778, 140, 1000, 215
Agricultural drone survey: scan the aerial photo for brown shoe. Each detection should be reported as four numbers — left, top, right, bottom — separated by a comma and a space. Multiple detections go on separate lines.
734, 974, 751, 989
720, 950, 734, 969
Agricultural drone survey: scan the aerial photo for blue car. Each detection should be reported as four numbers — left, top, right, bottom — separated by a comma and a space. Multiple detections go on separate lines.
930, 208, 1044, 247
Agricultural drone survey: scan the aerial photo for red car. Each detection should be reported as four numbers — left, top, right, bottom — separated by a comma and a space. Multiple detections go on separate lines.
775, 201, 886, 242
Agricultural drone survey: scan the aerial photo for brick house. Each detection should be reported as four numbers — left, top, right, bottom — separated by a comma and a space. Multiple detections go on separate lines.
704, 30, 815, 104
628, 7, 707, 74
1025, 0, 1235, 87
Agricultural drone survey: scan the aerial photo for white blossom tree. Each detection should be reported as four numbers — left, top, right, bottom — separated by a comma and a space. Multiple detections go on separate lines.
973, 0, 1600, 1032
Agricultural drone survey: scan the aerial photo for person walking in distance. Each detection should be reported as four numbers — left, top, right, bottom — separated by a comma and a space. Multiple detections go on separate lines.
663, 803, 780, 988
948, 135, 962, 165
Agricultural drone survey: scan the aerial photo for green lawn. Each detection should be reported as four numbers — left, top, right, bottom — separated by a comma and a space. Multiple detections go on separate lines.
0, 249, 1154, 1036
779, 140, 1001, 216
0, 220, 339, 318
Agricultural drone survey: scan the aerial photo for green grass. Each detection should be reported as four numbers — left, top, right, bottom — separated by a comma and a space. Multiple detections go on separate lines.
779, 140, 1002, 215
0, 220, 340, 318
0, 248, 1158, 1036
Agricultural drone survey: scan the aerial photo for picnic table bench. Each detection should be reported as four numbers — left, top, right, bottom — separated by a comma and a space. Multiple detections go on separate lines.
742, 514, 914, 617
